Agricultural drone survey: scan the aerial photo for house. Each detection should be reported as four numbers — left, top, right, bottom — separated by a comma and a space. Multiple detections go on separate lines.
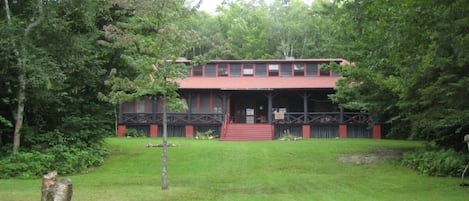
117, 58, 381, 140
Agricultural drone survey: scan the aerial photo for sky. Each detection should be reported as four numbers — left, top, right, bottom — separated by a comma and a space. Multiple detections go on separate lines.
197, 0, 315, 14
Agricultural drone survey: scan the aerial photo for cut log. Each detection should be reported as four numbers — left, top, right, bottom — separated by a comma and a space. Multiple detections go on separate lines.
54, 178, 73, 201
41, 171, 73, 201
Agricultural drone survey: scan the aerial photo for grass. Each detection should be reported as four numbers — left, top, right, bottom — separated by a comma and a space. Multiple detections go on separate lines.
0, 138, 468, 201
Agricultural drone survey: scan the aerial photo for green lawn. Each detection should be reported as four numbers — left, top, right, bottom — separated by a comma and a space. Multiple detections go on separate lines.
0, 138, 468, 201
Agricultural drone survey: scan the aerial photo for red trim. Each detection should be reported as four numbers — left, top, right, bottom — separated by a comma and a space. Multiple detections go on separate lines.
118, 125, 126, 137
339, 124, 347, 138
373, 125, 382, 139
185, 125, 194, 138
150, 124, 158, 138
302, 125, 311, 138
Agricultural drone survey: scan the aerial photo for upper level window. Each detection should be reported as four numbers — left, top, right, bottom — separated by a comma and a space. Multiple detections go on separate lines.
294, 63, 305, 76
243, 63, 253, 76
218, 63, 228, 76
306, 63, 318, 77
193, 65, 203, 76
205, 64, 216, 77
281, 63, 292, 77
230, 63, 241, 77
255, 63, 266, 77
268, 64, 279, 76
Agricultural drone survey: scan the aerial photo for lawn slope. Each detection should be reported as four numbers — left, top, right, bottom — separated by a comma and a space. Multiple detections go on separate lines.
0, 138, 467, 201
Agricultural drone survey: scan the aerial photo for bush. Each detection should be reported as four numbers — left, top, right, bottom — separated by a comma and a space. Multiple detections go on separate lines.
125, 128, 146, 138
278, 129, 302, 141
0, 145, 108, 179
195, 129, 216, 140
402, 148, 468, 177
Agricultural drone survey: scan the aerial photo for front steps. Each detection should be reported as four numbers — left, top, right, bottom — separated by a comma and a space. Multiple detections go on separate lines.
221, 124, 273, 141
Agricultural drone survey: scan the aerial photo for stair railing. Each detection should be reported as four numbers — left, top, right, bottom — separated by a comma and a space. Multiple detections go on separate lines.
221, 113, 230, 138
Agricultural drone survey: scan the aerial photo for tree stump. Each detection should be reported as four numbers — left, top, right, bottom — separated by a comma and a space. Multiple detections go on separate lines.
41, 171, 73, 201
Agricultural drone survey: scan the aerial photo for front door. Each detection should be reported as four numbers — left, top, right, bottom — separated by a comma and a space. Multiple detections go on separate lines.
230, 92, 267, 124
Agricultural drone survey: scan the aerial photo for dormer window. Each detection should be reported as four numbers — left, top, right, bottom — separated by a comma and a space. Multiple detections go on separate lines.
193, 65, 203, 76
294, 63, 305, 76
268, 64, 279, 76
243, 63, 253, 76
218, 64, 228, 76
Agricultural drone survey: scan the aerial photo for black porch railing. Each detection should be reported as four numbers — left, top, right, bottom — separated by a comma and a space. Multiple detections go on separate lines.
120, 112, 224, 124
272, 112, 370, 124
120, 112, 369, 125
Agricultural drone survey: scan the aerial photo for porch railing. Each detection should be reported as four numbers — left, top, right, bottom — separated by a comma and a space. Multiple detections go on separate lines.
272, 112, 370, 124
121, 112, 224, 124
120, 112, 369, 125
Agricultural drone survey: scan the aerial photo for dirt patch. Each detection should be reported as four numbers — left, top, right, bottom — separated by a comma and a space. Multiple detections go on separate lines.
337, 148, 405, 165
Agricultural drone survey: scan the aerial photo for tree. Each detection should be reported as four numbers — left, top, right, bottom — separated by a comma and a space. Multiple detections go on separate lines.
100, 0, 193, 190
2, 0, 46, 153
329, 0, 469, 149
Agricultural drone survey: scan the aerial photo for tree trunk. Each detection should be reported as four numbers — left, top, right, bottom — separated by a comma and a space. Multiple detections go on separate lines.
161, 93, 169, 190
4, 0, 42, 153
3, 0, 25, 153
12, 67, 25, 153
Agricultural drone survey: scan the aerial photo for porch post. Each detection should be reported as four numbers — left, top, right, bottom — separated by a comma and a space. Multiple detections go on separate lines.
303, 91, 308, 123
188, 92, 192, 123
118, 104, 123, 123
372, 125, 382, 139
222, 92, 227, 114
150, 124, 158, 138
339, 124, 347, 138
302, 125, 310, 139
185, 125, 194, 138
152, 97, 158, 123
267, 92, 273, 124
339, 107, 344, 123
117, 125, 126, 137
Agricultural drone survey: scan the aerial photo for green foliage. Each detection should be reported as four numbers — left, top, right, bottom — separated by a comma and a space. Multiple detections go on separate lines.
125, 128, 146, 138
402, 148, 468, 177
329, 0, 469, 147
195, 129, 216, 140
0, 145, 108, 179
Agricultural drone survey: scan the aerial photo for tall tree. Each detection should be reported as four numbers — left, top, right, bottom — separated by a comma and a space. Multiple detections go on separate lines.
329, 0, 469, 148
2, 0, 44, 153
101, 0, 193, 190
1, 0, 114, 155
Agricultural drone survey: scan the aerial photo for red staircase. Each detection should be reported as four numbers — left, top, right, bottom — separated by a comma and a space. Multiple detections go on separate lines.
221, 124, 273, 141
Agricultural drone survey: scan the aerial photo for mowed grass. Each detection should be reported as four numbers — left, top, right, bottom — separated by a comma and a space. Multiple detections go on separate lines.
1, 138, 468, 201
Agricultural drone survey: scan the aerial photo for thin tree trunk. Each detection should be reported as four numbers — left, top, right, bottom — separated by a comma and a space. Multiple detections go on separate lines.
12, 65, 25, 153
4, 0, 25, 153
161, 92, 168, 190
4, 0, 42, 153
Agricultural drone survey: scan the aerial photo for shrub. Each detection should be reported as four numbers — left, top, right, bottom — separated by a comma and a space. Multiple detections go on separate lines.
0, 145, 108, 179
195, 129, 216, 140
402, 148, 468, 177
125, 128, 146, 138
278, 129, 302, 141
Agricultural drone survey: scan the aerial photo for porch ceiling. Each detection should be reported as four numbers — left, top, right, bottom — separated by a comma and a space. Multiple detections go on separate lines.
177, 77, 339, 90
